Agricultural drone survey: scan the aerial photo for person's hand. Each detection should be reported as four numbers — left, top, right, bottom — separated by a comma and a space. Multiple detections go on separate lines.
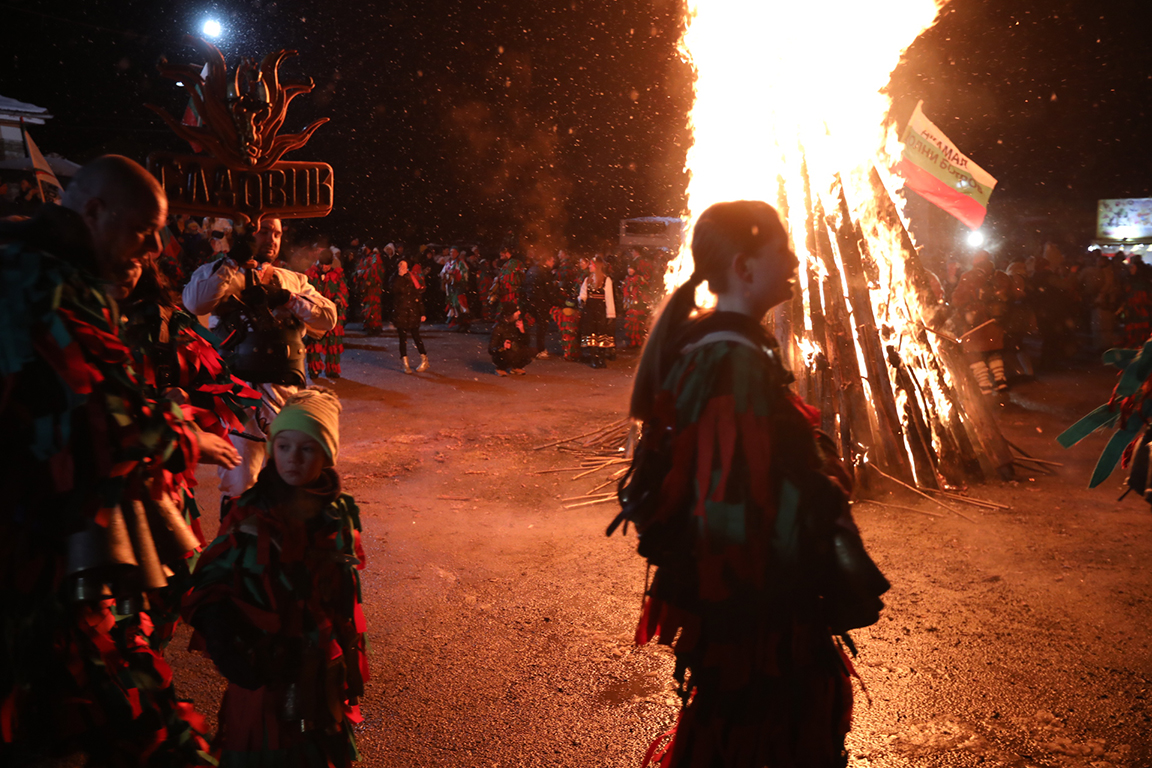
421, 316, 426, 322
198, 431, 241, 468
503, 340, 512, 350
162, 387, 189, 405
267, 287, 292, 308
240, 279, 271, 308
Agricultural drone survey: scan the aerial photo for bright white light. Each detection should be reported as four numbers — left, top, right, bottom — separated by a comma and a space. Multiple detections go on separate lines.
967, 230, 986, 248
202, 19, 222, 38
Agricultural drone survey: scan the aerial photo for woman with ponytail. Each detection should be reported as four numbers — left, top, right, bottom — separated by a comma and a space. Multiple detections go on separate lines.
623, 200, 886, 768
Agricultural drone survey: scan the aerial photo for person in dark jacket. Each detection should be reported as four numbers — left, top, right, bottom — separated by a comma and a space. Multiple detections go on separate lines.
522, 251, 558, 358
489, 305, 534, 376
392, 258, 429, 374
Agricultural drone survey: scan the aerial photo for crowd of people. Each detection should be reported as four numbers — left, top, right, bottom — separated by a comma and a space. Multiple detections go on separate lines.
17, 149, 1152, 768
1, 156, 363, 768
155, 215, 673, 378
927, 243, 1152, 395
3, 156, 891, 768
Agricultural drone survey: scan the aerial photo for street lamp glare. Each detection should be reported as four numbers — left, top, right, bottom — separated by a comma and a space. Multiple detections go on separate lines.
203, 19, 222, 38
967, 230, 985, 248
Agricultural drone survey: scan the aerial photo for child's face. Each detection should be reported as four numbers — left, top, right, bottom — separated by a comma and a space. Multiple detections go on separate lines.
273, 430, 328, 487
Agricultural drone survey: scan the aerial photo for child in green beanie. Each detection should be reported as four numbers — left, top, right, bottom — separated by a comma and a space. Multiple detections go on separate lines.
183, 387, 369, 768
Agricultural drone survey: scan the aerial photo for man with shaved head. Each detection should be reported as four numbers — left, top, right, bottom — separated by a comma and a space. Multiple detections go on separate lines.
62, 153, 168, 278
0, 155, 222, 766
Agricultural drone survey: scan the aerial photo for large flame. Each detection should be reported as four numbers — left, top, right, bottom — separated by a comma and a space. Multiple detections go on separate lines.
674, 0, 943, 283
673, 0, 952, 481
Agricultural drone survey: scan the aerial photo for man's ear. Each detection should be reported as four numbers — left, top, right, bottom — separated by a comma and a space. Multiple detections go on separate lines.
81, 196, 105, 228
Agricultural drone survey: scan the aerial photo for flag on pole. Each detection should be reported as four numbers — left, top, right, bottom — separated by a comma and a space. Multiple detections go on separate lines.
181, 63, 211, 153
894, 101, 997, 230
21, 119, 63, 202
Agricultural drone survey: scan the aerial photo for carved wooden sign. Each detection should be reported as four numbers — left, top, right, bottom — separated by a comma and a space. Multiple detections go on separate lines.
147, 153, 332, 221
145, 37, 332, 225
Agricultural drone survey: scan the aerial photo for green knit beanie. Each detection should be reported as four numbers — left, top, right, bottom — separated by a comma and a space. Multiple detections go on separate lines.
269, 387, 342, 464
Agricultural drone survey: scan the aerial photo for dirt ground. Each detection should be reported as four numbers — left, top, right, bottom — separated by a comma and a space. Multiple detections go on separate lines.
166, 324, 1152, 768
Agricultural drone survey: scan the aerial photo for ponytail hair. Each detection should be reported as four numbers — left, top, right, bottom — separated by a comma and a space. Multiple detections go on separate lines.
629, 200, 787, 420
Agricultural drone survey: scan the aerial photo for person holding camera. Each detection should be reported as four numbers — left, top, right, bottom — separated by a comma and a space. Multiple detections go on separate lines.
184, 217, 337, 505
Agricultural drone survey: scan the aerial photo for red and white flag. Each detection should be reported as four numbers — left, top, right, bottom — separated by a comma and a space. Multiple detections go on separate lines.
894, 102, 997, 230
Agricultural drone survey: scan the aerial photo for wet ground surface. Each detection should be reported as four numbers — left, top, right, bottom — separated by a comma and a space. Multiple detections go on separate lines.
167, 325, 1152, 768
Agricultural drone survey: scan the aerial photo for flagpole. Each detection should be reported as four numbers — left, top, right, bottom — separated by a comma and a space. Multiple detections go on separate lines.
20, 118, 44, 202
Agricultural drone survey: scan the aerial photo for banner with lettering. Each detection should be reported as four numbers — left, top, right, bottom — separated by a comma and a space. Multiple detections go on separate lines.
894, 101, 997, 230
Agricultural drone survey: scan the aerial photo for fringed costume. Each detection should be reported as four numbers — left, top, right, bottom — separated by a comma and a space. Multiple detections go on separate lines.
0, 207, 214, 766
305, 263, 349, 378
625, 312, 879, 768
1120, 276, 1152, 348
122, 300, 262, 650
488, 256, 525, 315
621, 272, 649, 349
476, 261, 495, 321
355, 250, 385, 335
441, 256, 472, 331
552, 304, 582, 361
1060, 338, 1152, 489
184, 466, 369, 768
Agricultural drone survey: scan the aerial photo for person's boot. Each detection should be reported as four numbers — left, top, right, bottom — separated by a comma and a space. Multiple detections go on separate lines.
417, 353, 430, 372
402, 356, 413, 374
989, 354, 1009, 391
970, 360, 993, 395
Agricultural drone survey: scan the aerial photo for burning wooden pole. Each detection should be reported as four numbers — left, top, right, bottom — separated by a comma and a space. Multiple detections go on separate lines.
752, 161, 1014, 488
826, 176, 915, 484
810, 196, 877, 470
801, 159, 838, 439
860, 166, 1014, 480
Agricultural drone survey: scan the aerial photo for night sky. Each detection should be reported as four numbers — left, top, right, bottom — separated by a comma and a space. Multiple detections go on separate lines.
3, 0, 1150, 249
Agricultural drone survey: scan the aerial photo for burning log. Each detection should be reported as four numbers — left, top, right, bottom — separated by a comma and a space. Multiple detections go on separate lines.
860, 166, 1014, 480
811, 197, 876, 468
828, 176, 915, 485
740, 160, 1016, 489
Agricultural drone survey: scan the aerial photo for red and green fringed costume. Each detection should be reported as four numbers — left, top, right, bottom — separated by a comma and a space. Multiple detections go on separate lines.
630, 313, 856, 768
305, 263, 349, 378
355, 251, 385, 335
183, 466, 369, 768
0, 207, 214, 766
488, 257, 525, 314
552, 304, 582, 361
122, 301, 262, 650
621, 273, 649, 349
441, 257, 471, 329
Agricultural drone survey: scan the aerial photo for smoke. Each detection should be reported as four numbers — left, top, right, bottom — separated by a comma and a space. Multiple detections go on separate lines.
440, 50, 572, 254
